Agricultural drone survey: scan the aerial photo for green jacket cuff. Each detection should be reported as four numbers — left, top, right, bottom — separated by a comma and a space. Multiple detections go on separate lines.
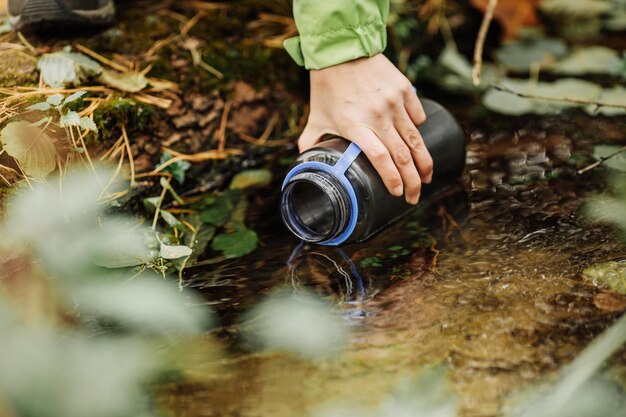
283, 20, 387, 70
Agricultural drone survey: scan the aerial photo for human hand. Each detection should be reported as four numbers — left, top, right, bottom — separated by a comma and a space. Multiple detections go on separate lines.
298, 54, 433, 205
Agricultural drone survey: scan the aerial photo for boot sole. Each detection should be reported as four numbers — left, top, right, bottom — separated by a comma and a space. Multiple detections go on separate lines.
10, 0, 115, 31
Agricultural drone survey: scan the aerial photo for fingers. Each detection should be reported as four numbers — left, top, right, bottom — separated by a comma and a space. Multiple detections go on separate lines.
379, 127, 422, 204
345, 126, 404, 197
298, 125, 322, 152
403, 86, 427, 127
395, 112, 434, 184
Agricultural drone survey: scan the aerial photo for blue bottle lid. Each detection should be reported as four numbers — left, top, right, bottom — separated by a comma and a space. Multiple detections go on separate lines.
281, 143, 362, 245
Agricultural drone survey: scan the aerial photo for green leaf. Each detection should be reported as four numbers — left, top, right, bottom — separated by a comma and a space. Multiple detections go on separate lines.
97, 68, 148, 93
143, 196, 160, 212
72, 274, 210, 334
89, 222, 152, 268
359, 256, 382, 268
242, 288, 347, 359
483, 78, 603, 115
181, 215, 215, 267
585, 86, 626, 117
160, 210, 181, 227
482, 82, 535, 116
0, 17, 11, 35
60, 111, 81, 127
199, 199, 232, 226
230, 192, 248, 225
37, 51, 102, 87
435, 47, 502, 92
229, 169, 272, 189
63, 90, 87, 104
552, 46, 624, 75
585, 197, 626, 234
26, 102, 51, 112
592, 145, 626, 171
541, 0, 613, 17
605, 10, 626, 31
159, 243, 192, 260
159, 152, 191, 184
0, 328, 160, 417
583, 261, 626, 294
0, 121, 57, 178
211, 226, 258, 258
29, 117, 50, 127
495, 38, 568, 72
46, 93, 64, 107
79, 116, 98, 132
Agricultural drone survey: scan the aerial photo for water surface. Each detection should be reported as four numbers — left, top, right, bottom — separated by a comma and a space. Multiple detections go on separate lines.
161, 111, 626, 417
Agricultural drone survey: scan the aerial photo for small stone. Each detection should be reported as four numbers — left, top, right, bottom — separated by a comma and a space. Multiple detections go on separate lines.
144, 142, 160, 156
172, 112, 197, 129
191, 95, 212, 112
134, 154, 153, 172
593, 292, 626, 313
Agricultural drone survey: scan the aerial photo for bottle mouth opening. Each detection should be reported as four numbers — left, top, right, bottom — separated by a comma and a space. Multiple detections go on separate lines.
281, 171, 350, 244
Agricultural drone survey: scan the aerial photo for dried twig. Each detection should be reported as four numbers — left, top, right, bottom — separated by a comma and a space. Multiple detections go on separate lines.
16, 31, 37, 55
153, 146, 242, 173
99, 145, 126, 199
144, 35, 178, 60
182, 1, 229, 12
247, 13, 297, 48
578, 145, 626, 174
472, 0, 498, 86
238, 132, 290, 147
121, 125, 137, 186
182, 37, 224, 79
152, 175, 172, 230
75, 43, 129, 72
215, 101, 232, 152
257, 112, 279, 144
181, 10, 206, 37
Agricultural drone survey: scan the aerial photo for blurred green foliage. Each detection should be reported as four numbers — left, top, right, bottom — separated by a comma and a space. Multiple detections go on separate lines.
0, 166, 212, 417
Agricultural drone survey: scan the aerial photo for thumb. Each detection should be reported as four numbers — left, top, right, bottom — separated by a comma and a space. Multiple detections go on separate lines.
298, 125, 323, 152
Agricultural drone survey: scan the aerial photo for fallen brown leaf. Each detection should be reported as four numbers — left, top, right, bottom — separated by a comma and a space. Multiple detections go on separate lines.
470, 0, 540, 40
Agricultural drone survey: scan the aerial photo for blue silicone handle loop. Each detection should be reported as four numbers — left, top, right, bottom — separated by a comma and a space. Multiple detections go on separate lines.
282, 143, 362, 245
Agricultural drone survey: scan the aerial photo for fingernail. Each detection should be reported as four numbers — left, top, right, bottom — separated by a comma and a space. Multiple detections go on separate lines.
393, 185, 403, 196
425, 173, 433, 184
410, 194, 420, 205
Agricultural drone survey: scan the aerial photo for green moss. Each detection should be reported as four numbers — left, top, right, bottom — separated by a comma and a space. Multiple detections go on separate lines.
0, 50, 38, 88
92, 97, 157, 142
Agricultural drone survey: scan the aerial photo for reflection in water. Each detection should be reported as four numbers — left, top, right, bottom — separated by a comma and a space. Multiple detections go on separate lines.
286, 242, 370, 320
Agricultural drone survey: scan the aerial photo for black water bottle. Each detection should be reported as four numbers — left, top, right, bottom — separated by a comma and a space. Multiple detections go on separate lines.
281, 99, 465, 246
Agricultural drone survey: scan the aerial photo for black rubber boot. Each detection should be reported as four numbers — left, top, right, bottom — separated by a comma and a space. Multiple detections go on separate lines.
8, 0, 115, 31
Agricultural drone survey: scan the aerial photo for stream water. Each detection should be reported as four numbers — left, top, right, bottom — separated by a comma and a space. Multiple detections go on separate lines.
161, 110, 626, 417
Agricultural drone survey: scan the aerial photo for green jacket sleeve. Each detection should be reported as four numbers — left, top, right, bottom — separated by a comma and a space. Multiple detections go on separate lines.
284, 0, 389, 70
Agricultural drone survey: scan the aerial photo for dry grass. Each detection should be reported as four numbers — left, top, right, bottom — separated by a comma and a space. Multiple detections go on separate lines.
0, 4, 243, 200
